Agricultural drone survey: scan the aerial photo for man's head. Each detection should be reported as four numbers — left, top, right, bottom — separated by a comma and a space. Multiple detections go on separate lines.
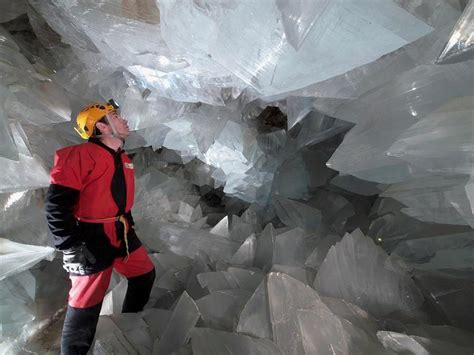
96, 111, 130, 140
75, 99, 129, 140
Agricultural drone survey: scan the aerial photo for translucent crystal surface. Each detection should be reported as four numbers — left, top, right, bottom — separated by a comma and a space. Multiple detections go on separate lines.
161, 0, 432, 95
0, 238, 55, 281
191, 328, 283, 355
154, 291, 200, 355
1, 1, 473, 352
436, 0, 474, 64
276, 0, 331, 50
327, 62, 474, 184
0, 85, 17, 161
315, 230, 424, 317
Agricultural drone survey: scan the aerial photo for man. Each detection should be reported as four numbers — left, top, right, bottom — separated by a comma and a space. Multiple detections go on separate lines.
45, 99, 156, 355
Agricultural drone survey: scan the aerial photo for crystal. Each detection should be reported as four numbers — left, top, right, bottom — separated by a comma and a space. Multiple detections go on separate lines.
0, 0, 27, 23
436, 0, 474, 64
235, 279, 272, 339
295, 112, 353, 149
272, 155, 311, 200
308, 190, 355, 234
238, 272, 330, 354
140, 308, 172, 340
118, 86, 190, 131
191, 328, 282, 355
0, 270, 36, 343
273, 228, 317, 268
185, 253, 211, 299
210, 216, 229, 237
388, 97, 474, 176
413, 270, 474, 331
315, 230, 424, 318
0, 85, 17, 161
197, 271, 237, 292
381, 174, 474, 227
326, 62, 474, 184
226, 267, 264, 292
0, 189, 48, 246
321, 296, 379, 336
196, 289, 252, 331
230, 234, 257, 267
93, 316, 138, 355
330, 175, 386, 196
151, 222, 241, 263
110, 313, 153, 355
304, 234, 341, 270
276, 0, 331, 50
254, 223, 275, 271
377, 330, 474, 354
406, 324, 474, 348
160, 0, 432, 96
273, 197, 322, 232
392, 231, 474, 270
26, 4, 62, 49
270, 264, 310, 284
153, 291, 200, 355
5, 81, 72, 125
0, 238, 55, 281
0, 123, 50, 193
100, 278, 127, 316
0, 261, 69, 354
298, 308, 388, 354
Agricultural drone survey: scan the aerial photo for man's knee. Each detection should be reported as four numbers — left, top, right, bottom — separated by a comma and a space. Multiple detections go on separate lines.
128, 268, 156, 289
122, 268, 156, 313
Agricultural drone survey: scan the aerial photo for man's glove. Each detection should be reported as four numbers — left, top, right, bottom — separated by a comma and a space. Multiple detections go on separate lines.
62, 242, 96, 275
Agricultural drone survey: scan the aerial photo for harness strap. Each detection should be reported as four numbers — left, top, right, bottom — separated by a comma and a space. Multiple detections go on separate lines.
77, 215, 130, 262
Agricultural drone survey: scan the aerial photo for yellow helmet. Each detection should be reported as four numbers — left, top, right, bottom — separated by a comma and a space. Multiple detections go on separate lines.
74, 99, 119, 139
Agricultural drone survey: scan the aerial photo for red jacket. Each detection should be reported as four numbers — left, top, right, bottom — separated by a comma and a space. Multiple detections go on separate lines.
45, 139, 141, 274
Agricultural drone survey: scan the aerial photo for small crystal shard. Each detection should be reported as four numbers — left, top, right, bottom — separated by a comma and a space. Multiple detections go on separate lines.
436, 0, 474, 64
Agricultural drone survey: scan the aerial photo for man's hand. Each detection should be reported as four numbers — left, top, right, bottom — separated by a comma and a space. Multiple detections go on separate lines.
62, 242, 96, 274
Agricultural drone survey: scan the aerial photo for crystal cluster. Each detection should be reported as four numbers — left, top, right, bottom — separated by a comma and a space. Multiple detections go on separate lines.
0, 0, 473, 354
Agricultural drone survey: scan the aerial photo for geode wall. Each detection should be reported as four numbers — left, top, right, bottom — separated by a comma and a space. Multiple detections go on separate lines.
0, 1, 473, 354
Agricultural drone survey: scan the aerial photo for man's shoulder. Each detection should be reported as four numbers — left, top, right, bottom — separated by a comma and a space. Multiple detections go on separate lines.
56, 142, 98, 155
55, 142, 101, 162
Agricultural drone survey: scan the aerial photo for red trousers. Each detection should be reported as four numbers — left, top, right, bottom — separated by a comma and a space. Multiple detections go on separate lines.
68, 246, 155, 308
62, 246, 155, 354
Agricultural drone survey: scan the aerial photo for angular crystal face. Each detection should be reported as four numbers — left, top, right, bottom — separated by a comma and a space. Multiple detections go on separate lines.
154, 291, 201, 354
0, 85, 17, 161
377, 330, 474, 354
0, 238, 55, 281
160, 0, 432, 96
1, 0, 474, 352
276, 0, 331, 50
191, 327, 282, 355
436, 0, 474, 64
315, 230, 424, 318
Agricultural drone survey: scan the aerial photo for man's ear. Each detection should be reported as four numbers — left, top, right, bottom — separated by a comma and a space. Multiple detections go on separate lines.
95, 122, 108, 131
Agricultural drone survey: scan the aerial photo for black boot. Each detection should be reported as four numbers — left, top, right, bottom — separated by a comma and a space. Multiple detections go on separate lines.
61, 302, 102, 355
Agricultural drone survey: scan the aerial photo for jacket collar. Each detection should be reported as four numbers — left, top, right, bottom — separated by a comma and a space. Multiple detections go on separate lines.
88, 137, 122, 156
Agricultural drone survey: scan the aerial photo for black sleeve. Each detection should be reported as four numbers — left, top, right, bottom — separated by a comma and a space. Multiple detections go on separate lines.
45, 183, 81, 250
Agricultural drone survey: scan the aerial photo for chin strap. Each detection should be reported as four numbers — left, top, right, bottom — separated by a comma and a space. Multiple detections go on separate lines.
93, 133, 125, 147
94, 116, 126, 147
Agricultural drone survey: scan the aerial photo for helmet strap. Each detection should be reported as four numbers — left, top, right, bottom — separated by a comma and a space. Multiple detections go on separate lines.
94, 114, 126, 148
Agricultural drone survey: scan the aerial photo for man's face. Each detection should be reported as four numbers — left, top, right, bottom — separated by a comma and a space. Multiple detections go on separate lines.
105, 111, 130, 139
